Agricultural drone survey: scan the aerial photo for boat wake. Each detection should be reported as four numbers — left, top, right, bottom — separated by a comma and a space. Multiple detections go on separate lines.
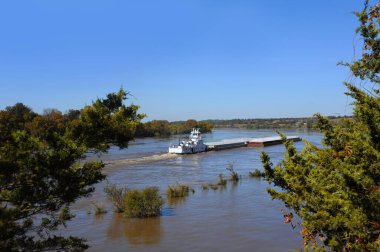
106, 153, 178, 166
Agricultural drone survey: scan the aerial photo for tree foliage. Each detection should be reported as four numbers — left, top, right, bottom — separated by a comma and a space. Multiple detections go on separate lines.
123, 187, 164, 218
0, 88, 144, 251
261, 1, 380, 251
135, 119, 213, 137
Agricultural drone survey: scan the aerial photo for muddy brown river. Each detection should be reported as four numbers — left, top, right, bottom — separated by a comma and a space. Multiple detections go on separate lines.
62, 129, 322, 251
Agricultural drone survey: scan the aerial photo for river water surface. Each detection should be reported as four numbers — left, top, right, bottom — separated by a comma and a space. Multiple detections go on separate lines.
64, 129, 323, 252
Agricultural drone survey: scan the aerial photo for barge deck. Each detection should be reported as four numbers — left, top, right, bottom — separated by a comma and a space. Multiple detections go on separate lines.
205, 136, 301, 151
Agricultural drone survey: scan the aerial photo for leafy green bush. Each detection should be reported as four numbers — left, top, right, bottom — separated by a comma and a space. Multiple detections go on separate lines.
249, 169, 265, 178
167, 183, 194, 198
123, 187, 164, 218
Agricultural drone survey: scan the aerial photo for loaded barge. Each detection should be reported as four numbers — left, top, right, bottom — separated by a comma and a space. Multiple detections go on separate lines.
169, 129, 302, 154
205, 135, 301, 151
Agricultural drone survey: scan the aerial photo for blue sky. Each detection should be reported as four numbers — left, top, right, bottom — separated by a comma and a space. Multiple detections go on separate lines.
0, 0, 365, 121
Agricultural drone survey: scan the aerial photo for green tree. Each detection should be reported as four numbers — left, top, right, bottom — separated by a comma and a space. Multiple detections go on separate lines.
0, 103, 37, 142
198, 121, 213, 133
172, 119, 213, 135
0, 88, 144, 251
135, 119, 213, 137
150, 120, 171, 136
64, 109, 81, 121
262, 1, 380, 251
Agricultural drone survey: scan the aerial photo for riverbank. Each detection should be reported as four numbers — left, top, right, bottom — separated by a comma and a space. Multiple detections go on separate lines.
205, 116, 352, 129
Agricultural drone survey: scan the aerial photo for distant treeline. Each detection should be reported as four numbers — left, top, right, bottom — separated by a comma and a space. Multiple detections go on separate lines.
135, 116, 354, 137
135, 119, 213, 137
202, 116, 353, 129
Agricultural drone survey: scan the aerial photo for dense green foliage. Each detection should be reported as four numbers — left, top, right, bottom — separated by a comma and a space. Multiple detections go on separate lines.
0, 89, 144, 251
135, 119, 213, 137
123, 187, 164, 218
104, 184, 164, 217
261, 1, 380, 251
249, 169, 265, 178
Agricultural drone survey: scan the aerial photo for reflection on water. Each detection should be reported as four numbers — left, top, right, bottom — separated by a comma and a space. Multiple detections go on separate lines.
93, 213, 106, 223
107, 214, 162, 245
230, 180, 240, 189
65, 129, 322, 252
167, 196, 188, 207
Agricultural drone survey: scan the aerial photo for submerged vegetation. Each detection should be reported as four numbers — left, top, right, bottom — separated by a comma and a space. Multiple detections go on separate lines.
123, 187, 165, 218
167, 183, 194, 198
217, 174, 227, 186
104, 184, 164, 218
201, 183, 211, 191
226, 163, 239, 182
92, 202, 107, 216
201, 174, 227, 191
249, 169, 265, 178
104, 184, 128, 213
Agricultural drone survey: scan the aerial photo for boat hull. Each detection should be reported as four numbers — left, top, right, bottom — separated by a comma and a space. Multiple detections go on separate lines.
168, 145, 207, 154
168, 128, 207, 154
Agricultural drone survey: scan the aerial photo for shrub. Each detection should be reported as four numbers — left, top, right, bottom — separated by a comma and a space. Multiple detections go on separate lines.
210, 184, 219, 190
104, 184, 127, 213
217, 174, 227, 186
92, 202, 107, 215
249, 168, 265, 178
123, 187, 164, 218
226, 163, 239, 182
201, 183, 210, 190
202, 174, 228, 191
167, 183, 194, 198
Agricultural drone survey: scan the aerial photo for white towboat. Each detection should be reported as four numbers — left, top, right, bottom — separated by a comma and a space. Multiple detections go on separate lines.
168, 128, 207, 154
